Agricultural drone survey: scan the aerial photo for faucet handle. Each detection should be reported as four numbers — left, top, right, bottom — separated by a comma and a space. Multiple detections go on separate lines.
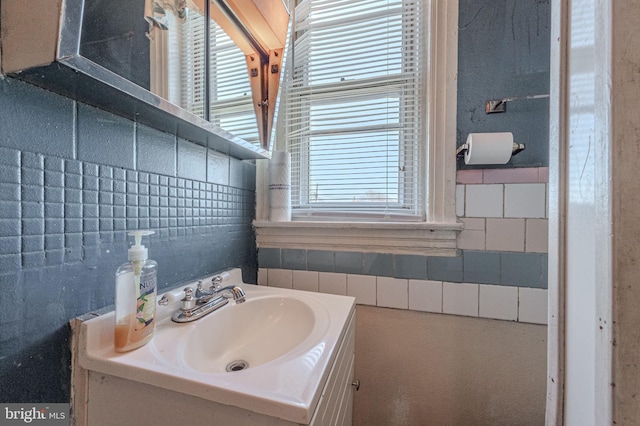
197, 280, 221, 298
211, 275, 223, 290
180, 287, 196, 311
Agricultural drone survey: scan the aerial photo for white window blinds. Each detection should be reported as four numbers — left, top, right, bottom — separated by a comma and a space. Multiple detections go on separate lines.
285, 0, 426, 220
179, 8, 207, 118
149, 5, 207, 119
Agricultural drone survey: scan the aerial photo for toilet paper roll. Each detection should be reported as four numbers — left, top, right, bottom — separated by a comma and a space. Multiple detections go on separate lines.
268, 151, 291, 221
464, 132, 514, 165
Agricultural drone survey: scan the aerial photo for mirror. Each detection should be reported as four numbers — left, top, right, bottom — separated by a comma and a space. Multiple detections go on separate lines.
79, 0, 266, 146
1, 0, 289, 157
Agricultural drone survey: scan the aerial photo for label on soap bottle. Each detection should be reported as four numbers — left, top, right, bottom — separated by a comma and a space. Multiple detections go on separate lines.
132, 274, 157, 341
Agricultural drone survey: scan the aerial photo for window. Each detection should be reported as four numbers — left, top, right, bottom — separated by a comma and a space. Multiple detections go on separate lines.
286, 0, 425, 221
255, 0, 460, 255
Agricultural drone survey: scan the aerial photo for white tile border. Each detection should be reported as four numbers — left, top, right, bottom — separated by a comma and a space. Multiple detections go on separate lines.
504, 183, 547, 218
458, 182, 549, 254
260, 269, 548, 325
347, 274, 377, 306
443, 282, 479, 317
292, 270, 319, 293
319, 272, 347, 296
465, 184, 504, 218
376, 277, 409, 309
457, 218, 486, 250
479, 284, 518, 321
266, 268, 293, 289
258, 268, 268, 286
456, 184, 465, 217
518, 287, 548, 325
525, 218, 549, 253
485, 218, 526, 252
408, 279, 443, 313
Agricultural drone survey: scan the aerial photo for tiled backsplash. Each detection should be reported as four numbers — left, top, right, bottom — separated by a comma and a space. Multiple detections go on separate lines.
258, 167, 549, 325
258, 269, 547, 324
0, 77, 258, 403
0, 147, 256, 275
0, 144, 258, 402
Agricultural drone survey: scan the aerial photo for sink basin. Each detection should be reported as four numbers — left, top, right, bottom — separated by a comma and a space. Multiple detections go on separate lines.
178, 295, 318, 373
77, 269, 355, 424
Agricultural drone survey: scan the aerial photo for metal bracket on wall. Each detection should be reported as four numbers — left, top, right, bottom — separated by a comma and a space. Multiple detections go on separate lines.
485, 94, 550, 114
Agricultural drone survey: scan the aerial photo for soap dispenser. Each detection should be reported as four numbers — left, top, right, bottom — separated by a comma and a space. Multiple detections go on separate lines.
114, 230, 157, 352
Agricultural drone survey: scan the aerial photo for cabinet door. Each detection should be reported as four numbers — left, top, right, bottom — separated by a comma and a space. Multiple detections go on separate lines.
310, 311, 356, 426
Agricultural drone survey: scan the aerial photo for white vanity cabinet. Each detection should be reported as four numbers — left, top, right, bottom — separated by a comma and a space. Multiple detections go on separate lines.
309, 310, 356, 426
71, 276, 356, 426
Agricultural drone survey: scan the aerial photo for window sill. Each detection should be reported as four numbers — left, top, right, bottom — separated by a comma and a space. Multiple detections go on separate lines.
253, 220, 463, 256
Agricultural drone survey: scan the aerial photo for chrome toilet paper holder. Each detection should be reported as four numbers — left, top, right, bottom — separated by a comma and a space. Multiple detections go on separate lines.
456, 141, 526, 160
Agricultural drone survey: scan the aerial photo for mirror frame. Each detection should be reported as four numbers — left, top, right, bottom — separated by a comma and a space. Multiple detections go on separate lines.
0, 0, 270, 159
209, 0, 290, 151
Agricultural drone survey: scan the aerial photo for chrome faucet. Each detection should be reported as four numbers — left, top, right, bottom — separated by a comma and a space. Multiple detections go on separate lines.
196, 281, 246, 304
168, 276, 246, 323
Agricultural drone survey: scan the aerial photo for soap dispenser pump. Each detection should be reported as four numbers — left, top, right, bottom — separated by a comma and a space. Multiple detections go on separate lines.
114, 230, 157, 352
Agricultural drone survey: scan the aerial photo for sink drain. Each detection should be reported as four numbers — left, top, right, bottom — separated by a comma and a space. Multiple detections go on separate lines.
226, 359, 249, 372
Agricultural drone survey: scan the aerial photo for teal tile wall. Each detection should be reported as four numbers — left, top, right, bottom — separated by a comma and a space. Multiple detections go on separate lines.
0, 77, 258, 403
258, 248, 548, 289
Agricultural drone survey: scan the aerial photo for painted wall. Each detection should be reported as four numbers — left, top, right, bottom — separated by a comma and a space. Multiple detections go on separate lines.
0, 77, 258, 402
457, 0, 550, 169
353, 306, 546, 425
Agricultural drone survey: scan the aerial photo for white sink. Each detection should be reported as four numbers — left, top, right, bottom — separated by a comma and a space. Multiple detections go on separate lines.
177, 295, 319, 373
77, 269, 355, 424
